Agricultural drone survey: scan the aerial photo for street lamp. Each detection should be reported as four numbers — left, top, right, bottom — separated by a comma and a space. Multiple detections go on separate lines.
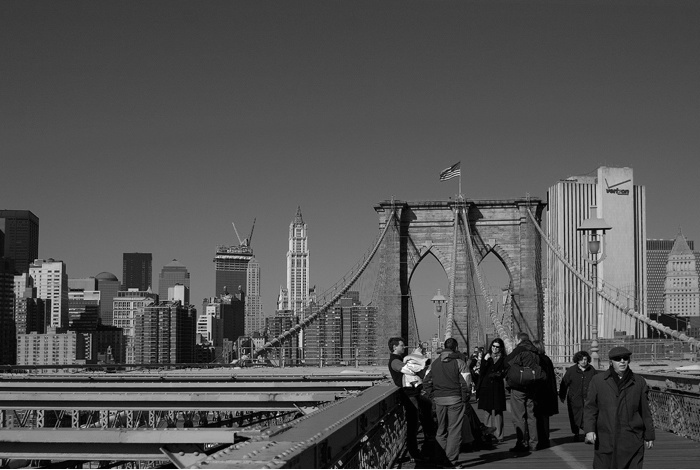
432, 289, 447, 344
577, 206, 612, 370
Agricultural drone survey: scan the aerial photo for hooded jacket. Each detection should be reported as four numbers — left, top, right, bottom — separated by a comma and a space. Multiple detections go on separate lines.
423, 351, 470, 402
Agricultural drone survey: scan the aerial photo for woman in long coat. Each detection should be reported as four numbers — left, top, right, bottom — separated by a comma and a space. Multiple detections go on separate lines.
532, 340, 558, 449
476, 338, 507, 441
559, 350, 598, 441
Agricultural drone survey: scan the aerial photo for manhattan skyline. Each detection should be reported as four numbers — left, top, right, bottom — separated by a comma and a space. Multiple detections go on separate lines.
2, 1, 699, 341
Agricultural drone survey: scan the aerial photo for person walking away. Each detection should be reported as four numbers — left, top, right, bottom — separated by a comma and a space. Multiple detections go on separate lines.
388, 337, 435, 462
532, 339, 558, 449
477, 338, 507, 442
423, 337, 471, 466
559, 350, 597, 442
505, 332, 544, 452
583, 346, 655, 468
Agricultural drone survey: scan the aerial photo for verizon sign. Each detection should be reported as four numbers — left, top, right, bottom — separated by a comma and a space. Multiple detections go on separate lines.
605, 178, 630, 196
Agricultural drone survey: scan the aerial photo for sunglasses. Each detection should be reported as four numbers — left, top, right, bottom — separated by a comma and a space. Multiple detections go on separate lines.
611, 356, 630, 362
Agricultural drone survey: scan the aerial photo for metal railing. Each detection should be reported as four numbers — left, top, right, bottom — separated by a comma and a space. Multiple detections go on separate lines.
649, 389, 700, 442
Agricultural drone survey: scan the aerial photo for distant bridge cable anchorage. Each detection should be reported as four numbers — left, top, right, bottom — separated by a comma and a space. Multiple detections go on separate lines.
524, 206, 700, 348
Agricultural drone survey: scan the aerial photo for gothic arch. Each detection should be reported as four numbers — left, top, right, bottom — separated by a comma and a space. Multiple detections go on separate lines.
373, 198, 546, 349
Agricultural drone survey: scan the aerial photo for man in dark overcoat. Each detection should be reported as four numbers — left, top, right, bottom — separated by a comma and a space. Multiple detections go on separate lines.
583, 346, 655, 468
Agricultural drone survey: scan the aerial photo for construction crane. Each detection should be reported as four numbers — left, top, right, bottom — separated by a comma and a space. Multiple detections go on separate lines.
231, 218, 256, 247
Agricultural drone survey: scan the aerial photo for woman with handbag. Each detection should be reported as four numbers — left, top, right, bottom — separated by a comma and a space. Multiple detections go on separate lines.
476, 338, 507, 442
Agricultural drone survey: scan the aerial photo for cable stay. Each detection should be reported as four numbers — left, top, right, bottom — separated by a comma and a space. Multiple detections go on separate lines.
525, 206, 700, 349
253, 204, 399, 358
459, 207, 516, 351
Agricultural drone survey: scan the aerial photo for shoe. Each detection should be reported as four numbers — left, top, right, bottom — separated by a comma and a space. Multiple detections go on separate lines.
535, 443, 550, 450
509, 445, 530, 453
481, 426, 497, 437
573, 433, 580, 442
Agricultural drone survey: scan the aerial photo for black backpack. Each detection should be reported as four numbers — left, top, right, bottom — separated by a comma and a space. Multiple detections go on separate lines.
506, 352, 546, 387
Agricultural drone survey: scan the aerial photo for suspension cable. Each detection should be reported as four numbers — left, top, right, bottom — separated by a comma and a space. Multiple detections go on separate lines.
460, 207, 516, 351
253, 204, 399, 358
525, 207, 700, 348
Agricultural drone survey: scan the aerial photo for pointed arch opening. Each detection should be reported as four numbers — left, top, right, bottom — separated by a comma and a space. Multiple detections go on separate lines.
408, 250, 449, 349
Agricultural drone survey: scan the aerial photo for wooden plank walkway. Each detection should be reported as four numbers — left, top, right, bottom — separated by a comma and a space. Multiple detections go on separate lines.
397, 399, 700, 469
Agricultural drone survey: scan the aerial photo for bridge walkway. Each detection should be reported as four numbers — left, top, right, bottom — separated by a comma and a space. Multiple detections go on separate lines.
399, 399, 700, 469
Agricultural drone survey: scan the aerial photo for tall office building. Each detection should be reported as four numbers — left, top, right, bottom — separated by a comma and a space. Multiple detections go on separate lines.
95, 272, 120, 326
664, 233, 700, 318
246, 257, 263, 334
214, 224, 260, 335
122, 253, 152, 291
647, 239, 697, 320
14, 275, 47, 335
286, 207, 309, 317
546, 166, 647, 360
29, 259, 69, 329
0, 210, 39, 274
158, 259, 190, 302
112, 288, 158, 363
0, 257, 16, 364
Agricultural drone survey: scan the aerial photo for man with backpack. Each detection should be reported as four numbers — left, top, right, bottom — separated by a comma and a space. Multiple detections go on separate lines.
504, 332, 546, 452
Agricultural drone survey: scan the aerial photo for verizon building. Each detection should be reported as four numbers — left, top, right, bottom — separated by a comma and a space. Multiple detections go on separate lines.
546, 166, 646, 360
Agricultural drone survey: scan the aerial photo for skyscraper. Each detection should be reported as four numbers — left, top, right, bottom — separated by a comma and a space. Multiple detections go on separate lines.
0, 210, 39, 274
112, 288, 158, 363
546, 166, 647, 360
0, 257, 17, 364
95, 272, 120, 326
158, 259, 190, 302
122, 253, 152, 291
286, 207, 309, 317
29, 259, 69, 329
133, 301, 196, 364
664, 233, 700, 318
246, 257, 263, 334
647, 239, 696, 320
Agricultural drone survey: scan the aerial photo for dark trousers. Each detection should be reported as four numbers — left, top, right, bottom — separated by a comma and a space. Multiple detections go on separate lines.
402, 391, 435, 458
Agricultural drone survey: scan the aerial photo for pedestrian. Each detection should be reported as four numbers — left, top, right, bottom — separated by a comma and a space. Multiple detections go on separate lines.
388, 337, 435, 462
532, 339, 558, 450
476, 338, 507, 442
583, 346, 655, 468
558, 350, 597, 442
505, 332, 544, 452
423, 337, 471, 466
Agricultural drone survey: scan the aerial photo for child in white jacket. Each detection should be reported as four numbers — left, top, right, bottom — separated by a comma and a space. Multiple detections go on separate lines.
401, 346, 430, 388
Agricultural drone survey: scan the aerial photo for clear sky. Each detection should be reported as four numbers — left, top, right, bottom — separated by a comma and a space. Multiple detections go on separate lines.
2, 0, 699, 342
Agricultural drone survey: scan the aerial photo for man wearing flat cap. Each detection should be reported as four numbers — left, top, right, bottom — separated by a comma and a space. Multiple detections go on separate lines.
583, 346, 655, 468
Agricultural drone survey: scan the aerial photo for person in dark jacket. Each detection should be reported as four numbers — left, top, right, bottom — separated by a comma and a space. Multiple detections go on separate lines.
559, 350, 597, 441
504, 332, 542, 452
388, 337, 435, 462
477, 338, 507, 442
423, 337, 471, 465
532, 339, 558, 450
583, 346, 655, 468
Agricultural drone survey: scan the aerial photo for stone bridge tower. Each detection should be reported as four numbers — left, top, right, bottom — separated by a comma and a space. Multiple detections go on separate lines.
373, 198, 546, 350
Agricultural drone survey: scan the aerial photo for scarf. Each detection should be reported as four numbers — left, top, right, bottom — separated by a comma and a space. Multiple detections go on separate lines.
610, 365, 632, 392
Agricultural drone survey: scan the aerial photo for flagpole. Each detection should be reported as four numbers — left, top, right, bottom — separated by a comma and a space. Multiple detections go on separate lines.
459, 169, 462, 200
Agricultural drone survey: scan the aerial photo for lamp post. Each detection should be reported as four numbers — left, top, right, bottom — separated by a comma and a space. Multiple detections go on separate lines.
432, 289, 447, 345
577, 206, 612, 370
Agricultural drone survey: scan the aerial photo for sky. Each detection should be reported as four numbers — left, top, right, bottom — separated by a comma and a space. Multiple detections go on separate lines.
2, 0, 699, 342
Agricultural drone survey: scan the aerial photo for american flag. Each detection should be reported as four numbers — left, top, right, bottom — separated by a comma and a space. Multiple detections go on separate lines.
439, 162, 461, 181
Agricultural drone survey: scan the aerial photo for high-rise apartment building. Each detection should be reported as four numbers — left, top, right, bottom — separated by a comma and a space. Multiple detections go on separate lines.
647, 239, 697, 320
29, 259, 69, 329
266, 309, 300, 364
664, 233, 700, 318
546, 167, 646, 360
303, 291, 378, 366
158, 259, 190, 303
95, 272, 120, 326
14, 275, 47, 335
122, 253, 152, 291
112, 288, 158, 363
287, 207, 309, 317
133, 301, 196, 364
17, 328, 90, 366
0, 210, 39, 274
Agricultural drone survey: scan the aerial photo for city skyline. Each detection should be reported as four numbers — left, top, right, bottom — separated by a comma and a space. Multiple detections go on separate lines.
2, 1, 699, 342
